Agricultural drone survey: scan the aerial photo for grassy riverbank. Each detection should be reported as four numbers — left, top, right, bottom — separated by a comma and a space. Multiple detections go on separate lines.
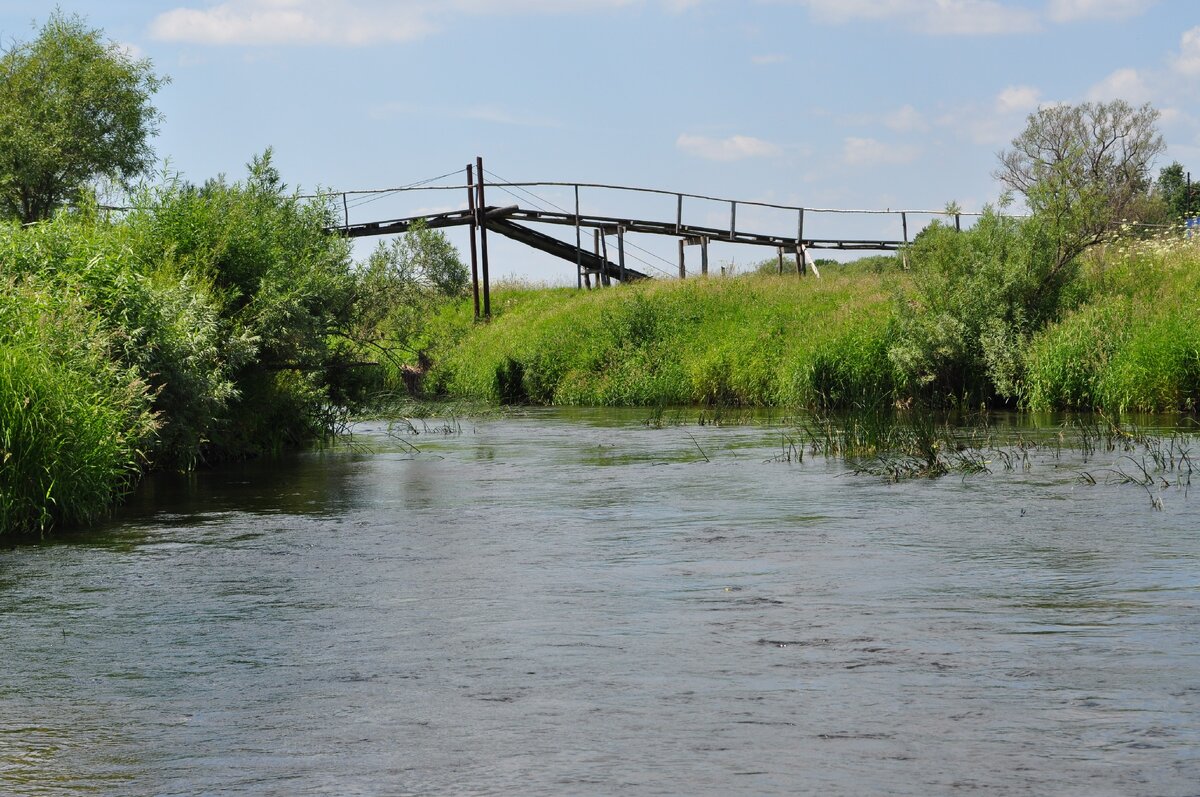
423, 227, 1200, 414
425, 269, 896, 408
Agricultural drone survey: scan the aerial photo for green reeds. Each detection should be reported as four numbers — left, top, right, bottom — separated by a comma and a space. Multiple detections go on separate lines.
0, 282, 157, 536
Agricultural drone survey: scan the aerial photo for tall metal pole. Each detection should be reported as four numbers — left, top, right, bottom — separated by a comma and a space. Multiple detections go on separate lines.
466, 165, 481, 321
476, 156, 491, 319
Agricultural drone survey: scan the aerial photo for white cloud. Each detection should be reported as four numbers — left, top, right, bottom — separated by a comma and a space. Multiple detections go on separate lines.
842, 137, 920, 166
149, 0, 694, 45
937, 85, 1047, 146
676, 133, 781, 161
790, 0, 1040, 35
921, 1, 1041, 35
116, 41, 146, 60
150, 1, 436, 45
370, 101, 561, 128
1085, 67, 1151, 103
884, 104, 928, 133
460, 105, 563, 128
1175, 26, 1200, 75
1046, 0, 1156, 22
994, 85, 1041, 114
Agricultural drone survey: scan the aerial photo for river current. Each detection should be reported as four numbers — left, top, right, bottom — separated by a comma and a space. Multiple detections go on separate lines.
2, 409, 1198, 795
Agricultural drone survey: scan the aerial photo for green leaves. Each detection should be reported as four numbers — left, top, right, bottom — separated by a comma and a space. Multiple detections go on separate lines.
0, 12, 166, 222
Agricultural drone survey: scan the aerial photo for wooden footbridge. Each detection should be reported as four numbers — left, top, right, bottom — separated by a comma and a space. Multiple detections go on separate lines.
326, 157, 978, 319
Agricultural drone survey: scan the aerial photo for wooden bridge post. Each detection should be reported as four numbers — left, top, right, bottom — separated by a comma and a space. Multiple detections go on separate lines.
901, 211, 909, 244
466, 165, 481, 320
476, 156, 492, 318
617, 226, 626, 283
796, 244, 806, 278
730, 201, 737, 240
777, 246, 784, 275
574, 185, 582, 290
678, 238, 686, 279
955, 213, 961, 232
797, 208, 805, 249
676, 194, 683, 234
701, 237, 709, 276
599, 230, 611, 287
342, 193, 349, 229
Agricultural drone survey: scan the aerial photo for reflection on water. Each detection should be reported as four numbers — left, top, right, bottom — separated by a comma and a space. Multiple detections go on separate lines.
2, 409, 1198, 796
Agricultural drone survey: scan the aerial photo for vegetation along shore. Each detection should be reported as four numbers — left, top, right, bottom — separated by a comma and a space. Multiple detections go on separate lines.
2, 13, 1198, 537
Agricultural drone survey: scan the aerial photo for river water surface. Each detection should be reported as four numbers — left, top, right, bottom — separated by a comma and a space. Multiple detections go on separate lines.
2, 409, 1198, 795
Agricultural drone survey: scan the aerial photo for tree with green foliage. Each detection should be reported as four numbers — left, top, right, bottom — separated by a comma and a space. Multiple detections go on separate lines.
126, 150, 360, 460
355, 220, 469, 378
0, 12, 166, 222
1156, 161, 1199, 221
996, 100, 1164, 261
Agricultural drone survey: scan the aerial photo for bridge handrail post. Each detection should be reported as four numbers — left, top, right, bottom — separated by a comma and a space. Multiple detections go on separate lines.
574, 184, 582, 290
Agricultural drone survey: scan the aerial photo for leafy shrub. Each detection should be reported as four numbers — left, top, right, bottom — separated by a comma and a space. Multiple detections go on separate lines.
0, 277, 157, 536
889, 208, 1084, 405
125, 150, 359, 459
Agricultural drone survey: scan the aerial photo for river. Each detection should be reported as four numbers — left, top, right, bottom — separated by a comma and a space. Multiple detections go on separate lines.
2, 409, 1198, 795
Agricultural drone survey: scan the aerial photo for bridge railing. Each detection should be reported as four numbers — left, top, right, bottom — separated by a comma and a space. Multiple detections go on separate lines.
309, 177, 1006, 252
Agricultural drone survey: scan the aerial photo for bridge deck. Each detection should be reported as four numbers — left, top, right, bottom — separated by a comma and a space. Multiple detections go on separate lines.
334, 207, 904, 252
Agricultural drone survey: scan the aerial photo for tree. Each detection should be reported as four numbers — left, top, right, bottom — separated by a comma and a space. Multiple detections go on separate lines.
1156, 161, 1199, 221
0, 12, 166, 223
995, 100, 1164, 254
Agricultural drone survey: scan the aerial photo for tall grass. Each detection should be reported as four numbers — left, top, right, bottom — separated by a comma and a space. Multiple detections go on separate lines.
1024, 230, 1200, 412
0, 278, 157, 535
426, 272, 897, 409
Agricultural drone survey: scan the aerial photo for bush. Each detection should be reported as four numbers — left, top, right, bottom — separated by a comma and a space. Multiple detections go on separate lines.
0, 277, 157, 536
0, 207, 235, 469
889, 208, 1083, 405
125, 151, 359, 459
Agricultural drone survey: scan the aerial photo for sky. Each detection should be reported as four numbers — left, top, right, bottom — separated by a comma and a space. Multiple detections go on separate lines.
3, 0, 1198, 281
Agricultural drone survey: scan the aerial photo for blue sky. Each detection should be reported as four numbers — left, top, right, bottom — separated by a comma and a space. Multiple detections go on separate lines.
3, 0, 1198, 280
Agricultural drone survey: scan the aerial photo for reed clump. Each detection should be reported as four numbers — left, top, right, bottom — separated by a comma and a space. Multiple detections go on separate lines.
0, 278, 158, 535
